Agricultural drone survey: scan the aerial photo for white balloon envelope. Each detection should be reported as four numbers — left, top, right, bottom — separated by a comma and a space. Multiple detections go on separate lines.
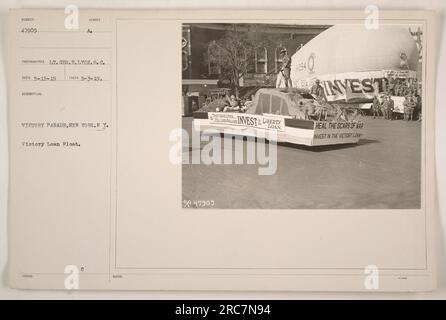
290, 25, 420, 102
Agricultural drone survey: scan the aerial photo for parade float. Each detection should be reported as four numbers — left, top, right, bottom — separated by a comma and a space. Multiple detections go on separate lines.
193, 24, 420, 146
193, 88, 364, 146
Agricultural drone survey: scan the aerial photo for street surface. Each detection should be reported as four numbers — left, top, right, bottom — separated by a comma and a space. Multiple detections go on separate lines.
182, 116, 421, 209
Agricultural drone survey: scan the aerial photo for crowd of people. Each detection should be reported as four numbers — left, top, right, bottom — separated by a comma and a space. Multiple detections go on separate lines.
386, 77, 420, 97
201, 91, 254, 113
372, 95, 395, 120
371, 77, 421, 121
372, 94, 420, 121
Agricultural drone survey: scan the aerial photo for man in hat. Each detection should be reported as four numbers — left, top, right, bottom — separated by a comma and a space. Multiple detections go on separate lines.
279, 48, 292, 88
386, 94, 395, 120
310, 79, 326, 101
372, 95, 380, 119
403, 93, 416, 121
381, 95, 390, 120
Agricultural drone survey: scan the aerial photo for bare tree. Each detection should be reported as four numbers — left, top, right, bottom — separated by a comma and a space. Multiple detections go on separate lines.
207, 25, 261, 98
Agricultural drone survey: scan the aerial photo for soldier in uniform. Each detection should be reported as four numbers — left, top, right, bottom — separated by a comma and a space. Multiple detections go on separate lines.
310, 79, 326, 101
372, 96, 380, 118
403, 95, 416, 121
407, 95, 416, 121
403, 96, 410, 120
387, 78, 395, 95
394, 80, 401, 96
387, 95, 395, 120
381, 95, 390, 120
279, 48, 292, 88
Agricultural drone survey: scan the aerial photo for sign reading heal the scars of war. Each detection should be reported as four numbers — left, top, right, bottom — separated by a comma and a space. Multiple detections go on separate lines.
208, 112, 286, 132
312, 121, 364, 145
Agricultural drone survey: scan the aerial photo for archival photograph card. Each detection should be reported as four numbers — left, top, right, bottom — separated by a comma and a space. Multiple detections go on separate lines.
7, 8, 437, 291
181, 22, 423, 210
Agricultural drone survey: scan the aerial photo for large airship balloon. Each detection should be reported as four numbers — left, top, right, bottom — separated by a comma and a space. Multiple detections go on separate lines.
290, 25, 420, 102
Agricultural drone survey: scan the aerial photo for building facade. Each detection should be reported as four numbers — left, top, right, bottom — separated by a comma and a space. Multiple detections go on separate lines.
182, 23, 329, 93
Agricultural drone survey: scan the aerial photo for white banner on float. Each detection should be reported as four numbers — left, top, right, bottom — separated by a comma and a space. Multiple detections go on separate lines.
293, 70, 418, 102
208, 112, 286, 132
311, 121, 365, 146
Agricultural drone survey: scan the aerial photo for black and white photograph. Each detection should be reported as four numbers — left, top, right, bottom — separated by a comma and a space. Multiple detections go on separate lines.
182, 22, 423, 209
2, 5, 442, 297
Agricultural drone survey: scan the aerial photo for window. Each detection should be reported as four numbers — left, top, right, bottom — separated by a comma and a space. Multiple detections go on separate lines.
255, 47, 268, 74
244, 48, 256, 74
207, 41, 221, 75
